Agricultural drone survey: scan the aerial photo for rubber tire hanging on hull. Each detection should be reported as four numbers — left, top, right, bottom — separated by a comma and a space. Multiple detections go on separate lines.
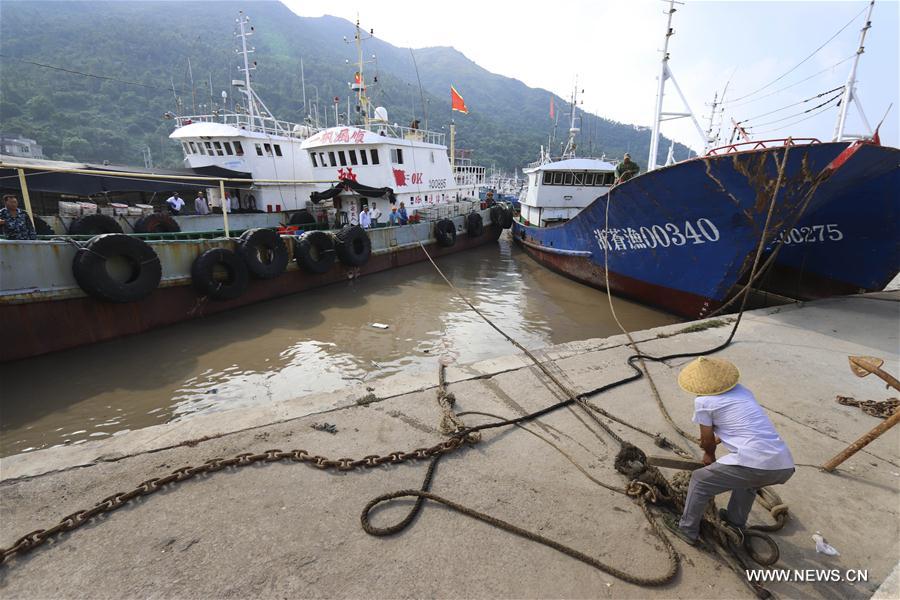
335, 225, 372, 267
33, 216, 54, 235
289, 210, 317, 226
489, 204, 504, 228
295, 230, 336, 274
191, 248, 249, 301
500, 204, 514, 229
134, 214, 181, 233
434, 219, 457, 247
466, 212, 484, 237
238, 228, 289, 279
72, 234, 161, 303
69, 214, 124, 235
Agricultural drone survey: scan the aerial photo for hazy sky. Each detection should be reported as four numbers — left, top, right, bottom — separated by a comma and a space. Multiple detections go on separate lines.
283, 0, 899, 154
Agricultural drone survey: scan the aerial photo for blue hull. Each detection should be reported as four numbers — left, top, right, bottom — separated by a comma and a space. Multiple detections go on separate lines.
763, 144, 900, 298
513, 142, 884, 318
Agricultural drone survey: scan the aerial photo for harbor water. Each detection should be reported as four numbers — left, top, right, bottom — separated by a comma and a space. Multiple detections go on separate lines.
0, 236, 679, 456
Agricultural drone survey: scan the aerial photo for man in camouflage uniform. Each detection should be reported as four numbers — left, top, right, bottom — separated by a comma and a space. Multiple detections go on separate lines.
0, 194, 37, 240
615, 153, 640, 183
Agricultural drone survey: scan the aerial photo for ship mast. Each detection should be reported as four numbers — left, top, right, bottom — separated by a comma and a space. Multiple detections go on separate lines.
562, 79, 581, 158
833, 0, 875, 141
236, 12, 256, 127
346, 16, 375, 127
647, 0, 705, 171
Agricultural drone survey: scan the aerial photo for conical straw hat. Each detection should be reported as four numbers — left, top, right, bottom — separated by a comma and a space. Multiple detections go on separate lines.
678, 357, 740, 396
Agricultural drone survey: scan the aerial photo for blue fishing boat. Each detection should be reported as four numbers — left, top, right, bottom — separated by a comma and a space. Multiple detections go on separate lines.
758, 141, 900, 299
513, 140, 884, 317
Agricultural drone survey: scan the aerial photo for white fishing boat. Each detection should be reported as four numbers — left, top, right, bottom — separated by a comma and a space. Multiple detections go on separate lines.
169, 11, 317, 213
519, 85, 617, 227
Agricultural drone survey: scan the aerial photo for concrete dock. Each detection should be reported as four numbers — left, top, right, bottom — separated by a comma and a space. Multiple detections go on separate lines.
2, 292, 898, 598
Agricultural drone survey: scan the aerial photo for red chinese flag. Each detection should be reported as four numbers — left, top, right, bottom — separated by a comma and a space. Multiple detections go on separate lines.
550, 97, 555, 120
450, 85, 468, 114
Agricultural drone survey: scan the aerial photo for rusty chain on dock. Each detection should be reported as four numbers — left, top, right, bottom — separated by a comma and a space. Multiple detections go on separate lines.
0, 436, 472, 565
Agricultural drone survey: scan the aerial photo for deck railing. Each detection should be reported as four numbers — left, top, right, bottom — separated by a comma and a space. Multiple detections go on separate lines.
705, 138, 821, 156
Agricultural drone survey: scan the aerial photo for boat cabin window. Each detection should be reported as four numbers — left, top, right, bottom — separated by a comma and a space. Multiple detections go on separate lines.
328, 151, 337, 167
263, 143, 273, 156
233, 141, 244, 156
430, 151, 435, 163
543, 172, 552, 185
212, 142, 223, 156
390, 148, 404, 164
584, 173, 595, 186
564, 172, 574, 186
255, 144, 263, 156
349, 150, 358, 166
310, 152, 318, 167
360, 149, 369, 165
181, 142, 189, 155
338, 150, 347, 166
370, 149, 380, 165
274, 144, 283, 157
223, 142, 234, 155
205, 141, 214, 155
600, 172, 614, 186
552, 172, 564, 185
188, 142, 197, 154
198, 143, 207, 156
573, 172, 584, 186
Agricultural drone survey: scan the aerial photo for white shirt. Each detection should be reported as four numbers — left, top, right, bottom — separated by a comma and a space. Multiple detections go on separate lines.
166, 196, 185, 211
370, 207, 382, 222
359, 211, 372, 229
194, 197, 209, 215
692, 384, 794, 470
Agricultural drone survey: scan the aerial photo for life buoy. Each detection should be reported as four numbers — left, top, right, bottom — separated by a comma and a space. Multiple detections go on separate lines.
466, 212, 484, 237
72, 234, 161, 302
68, 214, 123, 235
434, 219, 456, 247
134, 214, 180, 233
294, 230, 336, 274
238, 228, 288, 279
335, 225, 372, 266
191, 248, 249, 301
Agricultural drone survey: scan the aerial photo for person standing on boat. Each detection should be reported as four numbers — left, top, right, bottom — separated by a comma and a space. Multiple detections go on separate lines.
388, 206, 400, 226
359, 206, 372, 229
615, 153, 640, 183
670, 357, 794, 546
369, 202, 382, 226
398, 202, 409, 225
166, 192, 185, 215
0, 194, 37, 240
194, 191, 210, 215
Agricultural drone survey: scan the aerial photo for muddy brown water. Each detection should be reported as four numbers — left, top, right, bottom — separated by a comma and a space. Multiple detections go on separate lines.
1, 236, 681, 457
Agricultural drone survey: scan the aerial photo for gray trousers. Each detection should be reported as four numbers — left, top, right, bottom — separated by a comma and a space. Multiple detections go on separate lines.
678, 462, 794, 540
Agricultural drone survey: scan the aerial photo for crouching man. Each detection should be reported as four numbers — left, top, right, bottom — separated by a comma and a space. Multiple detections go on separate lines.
674, 357, 794, 544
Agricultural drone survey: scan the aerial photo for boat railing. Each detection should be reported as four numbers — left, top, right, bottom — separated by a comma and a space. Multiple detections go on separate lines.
705, 138, 822, 156
362, 122, 445, 146
175, 112, 311, 138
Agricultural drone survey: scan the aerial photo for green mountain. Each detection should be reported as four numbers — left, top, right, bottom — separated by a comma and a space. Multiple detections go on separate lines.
0, 0, 692, 172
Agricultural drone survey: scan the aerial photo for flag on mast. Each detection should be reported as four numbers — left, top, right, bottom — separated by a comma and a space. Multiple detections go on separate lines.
550, 96, 555, 119
450, 85, 468, 114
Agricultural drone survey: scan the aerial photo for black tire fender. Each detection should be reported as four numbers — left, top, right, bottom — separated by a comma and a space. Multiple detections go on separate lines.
294, 230, 336, 274
500, 204, 514, 229
134, 213, 181, 233
434, 218, 457, 247
335, 225, 372, 266
489, 204, 504, 227
191, 247, 249, 301
466, 212, 484, 237
288, 210, 317, 226
238, 228, 289, 279
33, 215, 54, 235
72, 234, 161, 302
68, 214, 123, 235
